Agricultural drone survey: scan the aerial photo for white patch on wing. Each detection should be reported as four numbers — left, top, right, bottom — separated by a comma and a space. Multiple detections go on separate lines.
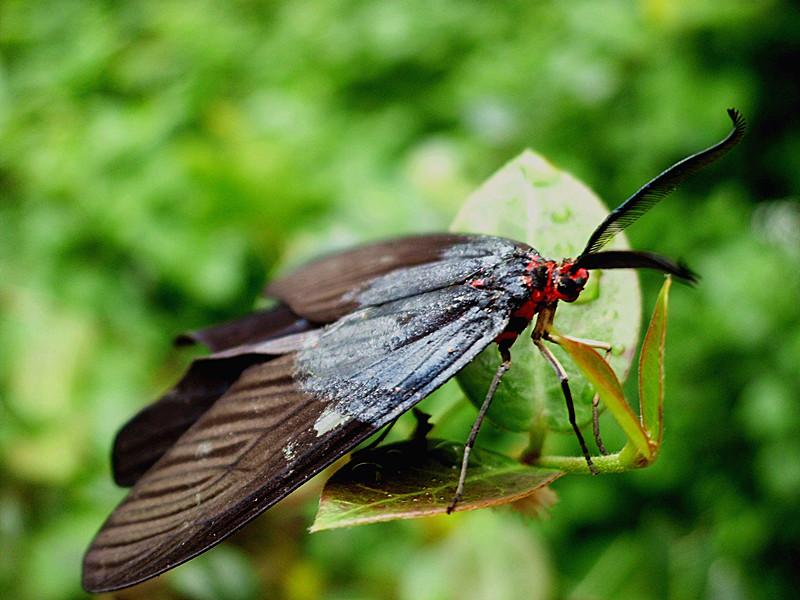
282, 440, 298, 461
313, 407, 351, 436
196, 441, 213, 457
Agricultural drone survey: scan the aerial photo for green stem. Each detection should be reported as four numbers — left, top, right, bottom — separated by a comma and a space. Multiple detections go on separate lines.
536, 443, 650, 473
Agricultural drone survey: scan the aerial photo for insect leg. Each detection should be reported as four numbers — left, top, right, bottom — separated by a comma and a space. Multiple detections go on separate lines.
592, 395, 609, 456
546, 333, 612, 455
447, 345, 512, 513
534, 339, 598, 475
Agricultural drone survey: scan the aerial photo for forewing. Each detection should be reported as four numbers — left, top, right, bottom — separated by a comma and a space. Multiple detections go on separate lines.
84, 285, 513, 592
265, 234, 525, 321
85, 354, 366, 592
294, 285, 513, 424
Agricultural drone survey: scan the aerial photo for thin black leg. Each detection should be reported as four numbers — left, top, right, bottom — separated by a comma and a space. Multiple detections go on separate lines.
534, 339, 598, 475
545, 332, 612, 456
447, 345, 512, 513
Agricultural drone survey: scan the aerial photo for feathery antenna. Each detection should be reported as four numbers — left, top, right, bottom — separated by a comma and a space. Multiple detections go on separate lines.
577, 109, 746, 261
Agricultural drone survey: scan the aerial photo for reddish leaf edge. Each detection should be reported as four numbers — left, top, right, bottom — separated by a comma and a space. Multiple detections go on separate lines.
311, 439, 563, 531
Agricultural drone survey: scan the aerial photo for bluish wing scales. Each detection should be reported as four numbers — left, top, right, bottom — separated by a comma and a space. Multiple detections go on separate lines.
265, 234, 525, 321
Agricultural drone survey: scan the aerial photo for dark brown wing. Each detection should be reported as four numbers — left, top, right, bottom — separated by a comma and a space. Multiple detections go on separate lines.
112, 354, 267, 487
113, 305, 315, 486
84, 284, 514, 592
175, 304, 314, 352
265, 233, 525, 321
86, 354, 365, 592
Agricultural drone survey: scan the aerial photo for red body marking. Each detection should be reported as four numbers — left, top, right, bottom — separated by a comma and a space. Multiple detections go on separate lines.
492, 258, 589, 346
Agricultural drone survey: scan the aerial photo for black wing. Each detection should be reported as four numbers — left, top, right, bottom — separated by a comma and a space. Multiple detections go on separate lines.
265, 233, 526, 321
84, 285, 514, 592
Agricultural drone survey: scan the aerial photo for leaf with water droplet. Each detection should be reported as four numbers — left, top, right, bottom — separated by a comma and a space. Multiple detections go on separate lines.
451, 150, 641, 434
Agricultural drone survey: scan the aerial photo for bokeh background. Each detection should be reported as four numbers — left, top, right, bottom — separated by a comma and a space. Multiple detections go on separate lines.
2, 2, 799, 599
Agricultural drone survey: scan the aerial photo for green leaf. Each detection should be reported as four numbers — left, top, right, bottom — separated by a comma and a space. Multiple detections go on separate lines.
451, 150, 641, 434
639, 277, 671, 451
311, 439, 562, 531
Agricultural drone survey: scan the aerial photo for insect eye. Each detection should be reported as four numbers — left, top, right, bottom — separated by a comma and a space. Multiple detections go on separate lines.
557, 278, 577, 295
557, 274, 585, 301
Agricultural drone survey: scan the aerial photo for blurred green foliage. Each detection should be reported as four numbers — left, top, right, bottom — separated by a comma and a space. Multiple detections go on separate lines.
2, 1, 799, 599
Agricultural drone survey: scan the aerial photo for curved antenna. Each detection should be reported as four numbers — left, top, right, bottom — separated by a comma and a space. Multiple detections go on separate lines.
577, 109, 746, 261
576, 250, 698, 283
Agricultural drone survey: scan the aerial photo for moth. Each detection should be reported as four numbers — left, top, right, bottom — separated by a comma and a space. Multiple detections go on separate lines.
83, 110, 744, 592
